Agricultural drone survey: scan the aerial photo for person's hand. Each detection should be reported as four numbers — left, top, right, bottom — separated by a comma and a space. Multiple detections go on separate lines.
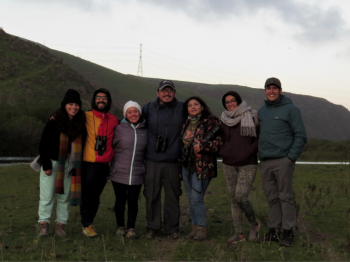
288, 159, 294, 164
44, 169, 52, 176
193, 139, 200, 154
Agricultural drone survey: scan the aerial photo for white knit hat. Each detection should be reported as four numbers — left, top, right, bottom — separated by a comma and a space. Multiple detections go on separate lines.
123, 100, 142, 117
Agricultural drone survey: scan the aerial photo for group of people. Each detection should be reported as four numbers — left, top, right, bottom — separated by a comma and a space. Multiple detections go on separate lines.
37, 77, 307, 247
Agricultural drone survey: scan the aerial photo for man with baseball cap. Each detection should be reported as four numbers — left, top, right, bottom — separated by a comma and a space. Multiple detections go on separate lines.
142, 80, 185, 239
258, 77, 307, 246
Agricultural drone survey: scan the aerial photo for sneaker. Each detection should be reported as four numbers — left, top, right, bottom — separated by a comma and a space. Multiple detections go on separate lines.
258, 228, 280, 243
82, 224, 98, 238
193, 226, 207, 241
55, 223, 66, 237
280, 229, 293, 247
227, 233, 245, 244
126, 228, 137, 239
145, 228, 157, 239
38, 222, 49, 237
186, 225, 198, 239
116, 226, 126, 236
168, 232, 181, 240
248, 221, 260, 241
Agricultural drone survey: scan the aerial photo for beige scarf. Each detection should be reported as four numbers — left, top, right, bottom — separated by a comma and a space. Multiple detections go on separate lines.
220, 101, 259, 137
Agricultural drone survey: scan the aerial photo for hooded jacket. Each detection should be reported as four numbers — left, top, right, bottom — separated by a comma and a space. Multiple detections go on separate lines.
83, 89, 119, 163
109, 119, 147, 185
258, 95, 307, 162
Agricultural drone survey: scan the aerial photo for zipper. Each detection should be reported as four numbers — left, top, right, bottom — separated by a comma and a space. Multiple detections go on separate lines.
129, 123, 139, 185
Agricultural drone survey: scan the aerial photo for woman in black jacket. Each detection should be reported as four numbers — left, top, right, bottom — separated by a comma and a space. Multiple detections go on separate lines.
37, 89, 86, 238
220, 91, 260, 244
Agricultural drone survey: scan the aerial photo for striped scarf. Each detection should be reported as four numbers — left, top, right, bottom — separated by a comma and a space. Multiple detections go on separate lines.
55, 133, 82, 206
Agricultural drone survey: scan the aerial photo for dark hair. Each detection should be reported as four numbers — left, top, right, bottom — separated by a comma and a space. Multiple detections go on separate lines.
183, 96, 213, 120
222, 91, 242, 110
91, 88, 112, 113
54, 107, 86, 141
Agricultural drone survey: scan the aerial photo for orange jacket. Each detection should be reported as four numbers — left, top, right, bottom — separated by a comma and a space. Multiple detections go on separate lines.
83, 110, 119, 163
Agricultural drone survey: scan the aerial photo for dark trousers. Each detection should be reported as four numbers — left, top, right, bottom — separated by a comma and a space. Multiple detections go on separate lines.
143, 160, 182, 233
260, 157, 296, 230
80, 161, 109, 228
111, 181, 142, 229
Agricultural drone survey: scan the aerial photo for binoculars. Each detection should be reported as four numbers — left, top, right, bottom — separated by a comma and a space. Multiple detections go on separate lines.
155, 135, 168, 153
95, 135, 107, 156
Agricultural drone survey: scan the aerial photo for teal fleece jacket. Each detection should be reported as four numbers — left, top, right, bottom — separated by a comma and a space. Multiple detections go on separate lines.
258, 95, 307, 162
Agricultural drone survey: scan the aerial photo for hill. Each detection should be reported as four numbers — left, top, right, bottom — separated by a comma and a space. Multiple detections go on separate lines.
1, 30, 350, 156
0, 31, 97, 155
49, 48, 350, 141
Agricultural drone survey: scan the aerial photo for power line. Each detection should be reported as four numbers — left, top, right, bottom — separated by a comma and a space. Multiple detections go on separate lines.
137, 44, 143, 77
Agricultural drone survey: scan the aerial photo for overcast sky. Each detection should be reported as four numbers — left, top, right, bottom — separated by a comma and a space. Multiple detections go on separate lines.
2, 0, 350, 110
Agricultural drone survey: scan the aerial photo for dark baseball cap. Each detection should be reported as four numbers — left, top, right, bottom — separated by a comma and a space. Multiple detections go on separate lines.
158, 80, 175, 90
264, 77, 281, 89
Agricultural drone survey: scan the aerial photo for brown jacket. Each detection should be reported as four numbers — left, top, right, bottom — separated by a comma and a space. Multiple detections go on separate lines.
219, 122, 259, 166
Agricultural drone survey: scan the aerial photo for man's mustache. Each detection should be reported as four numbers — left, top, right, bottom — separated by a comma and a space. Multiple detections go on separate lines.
98, 102, 106, 105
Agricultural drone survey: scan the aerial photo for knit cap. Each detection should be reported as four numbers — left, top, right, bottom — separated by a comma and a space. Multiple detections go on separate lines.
61, 89, 82, 109
123, 101, 142, 117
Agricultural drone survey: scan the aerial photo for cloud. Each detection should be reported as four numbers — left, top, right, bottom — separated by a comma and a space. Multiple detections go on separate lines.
13, 0, 112, 13
137, 0, 349, 44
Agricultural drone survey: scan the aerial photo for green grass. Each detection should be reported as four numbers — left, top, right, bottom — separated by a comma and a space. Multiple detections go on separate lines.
1, 163, 350, 261
299, 139, 350, 162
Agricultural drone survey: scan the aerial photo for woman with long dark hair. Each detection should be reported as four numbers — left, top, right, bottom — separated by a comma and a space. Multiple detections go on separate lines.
37, 89, 86, 237
220, 91, 260, 244
180, 96, 221, 241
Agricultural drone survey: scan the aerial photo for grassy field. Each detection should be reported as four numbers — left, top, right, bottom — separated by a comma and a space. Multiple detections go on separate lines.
1, 163, 350, 261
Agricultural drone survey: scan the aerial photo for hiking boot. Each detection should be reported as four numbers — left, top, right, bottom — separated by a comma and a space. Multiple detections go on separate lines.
186, 225, 198, 239
193, 226, 207, 241
145, 228, 157, 239
126, 228, 137, 239
168, 232, 181, 239
82, 224, 98, 238
38, 222, 49, 237
116, 226, 126, 236
227, 233, 245, 244
55, 223, 66, 237
258, 228, 280, 243
280, 229, 293, 247
248, 221, 260, 241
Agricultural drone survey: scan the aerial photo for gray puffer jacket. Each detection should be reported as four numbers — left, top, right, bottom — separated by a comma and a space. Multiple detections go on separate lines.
109, 118, 147, 185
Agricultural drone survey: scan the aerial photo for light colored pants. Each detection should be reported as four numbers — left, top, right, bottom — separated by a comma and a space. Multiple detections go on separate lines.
38, 160, 71, 224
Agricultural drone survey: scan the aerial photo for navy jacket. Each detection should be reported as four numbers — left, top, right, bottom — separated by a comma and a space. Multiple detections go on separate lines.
142, 98, 185, 162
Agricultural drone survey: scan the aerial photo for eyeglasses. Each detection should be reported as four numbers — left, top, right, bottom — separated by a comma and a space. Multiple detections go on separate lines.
95, 96, 108, 101
159, 89, 175, 94
225, 99, 237, 105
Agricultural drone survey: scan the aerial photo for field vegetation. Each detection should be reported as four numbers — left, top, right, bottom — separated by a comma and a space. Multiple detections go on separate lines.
299, 139, 350, 162
1, 163, 350, 261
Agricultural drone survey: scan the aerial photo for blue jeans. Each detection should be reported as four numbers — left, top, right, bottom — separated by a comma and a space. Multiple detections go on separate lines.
182, 167, 211, 227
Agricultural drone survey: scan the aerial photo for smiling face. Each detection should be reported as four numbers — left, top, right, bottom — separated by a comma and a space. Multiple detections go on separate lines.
187, 99, 203, 117
265, 85, 282, 102
224, 95, 238, 111
157, 87, 175, 104
65, 103, 80, 119
95, 92, 108, 111
126, 107, 140, 124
